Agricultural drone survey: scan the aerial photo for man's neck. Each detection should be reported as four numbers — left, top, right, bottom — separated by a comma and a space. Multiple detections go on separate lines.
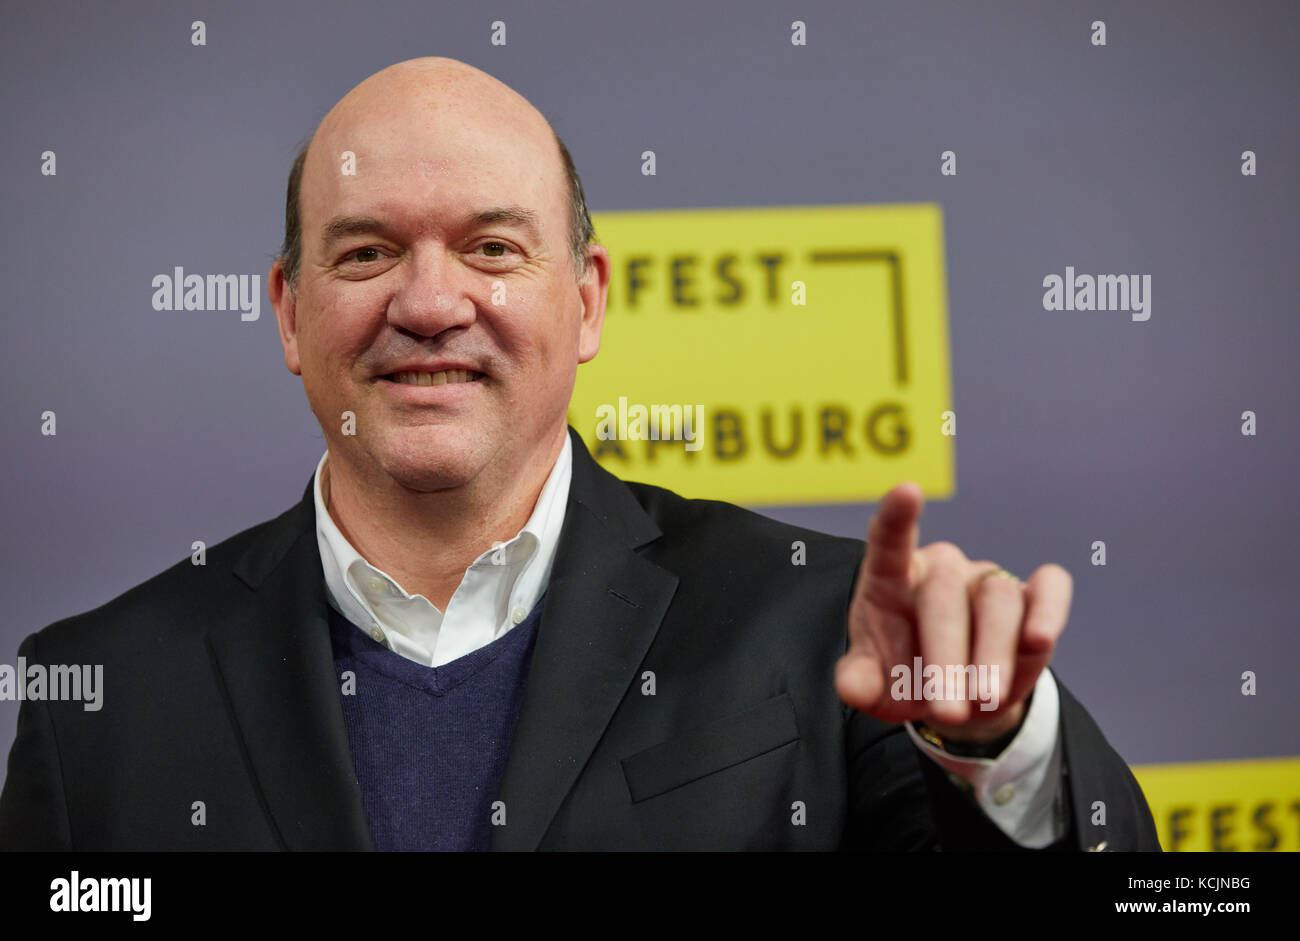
321, 427, 568, 611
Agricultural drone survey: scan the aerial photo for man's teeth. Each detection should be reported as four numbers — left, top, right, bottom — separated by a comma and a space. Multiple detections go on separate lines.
390, 370, 480, 386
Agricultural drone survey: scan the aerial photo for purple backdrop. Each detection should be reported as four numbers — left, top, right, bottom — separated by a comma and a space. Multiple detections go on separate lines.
2, 0, 1297, 791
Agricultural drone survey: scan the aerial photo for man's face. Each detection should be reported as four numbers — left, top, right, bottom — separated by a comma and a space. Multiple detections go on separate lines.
272, 72, 605, 494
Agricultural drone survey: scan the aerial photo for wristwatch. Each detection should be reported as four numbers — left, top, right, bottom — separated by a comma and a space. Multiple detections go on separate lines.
911, 691, 1033, 759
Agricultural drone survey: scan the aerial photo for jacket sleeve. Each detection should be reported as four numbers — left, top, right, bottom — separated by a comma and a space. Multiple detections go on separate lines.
0, 632, 74, 851
842, 677, 1161, 851
1051, 676, 1162, 851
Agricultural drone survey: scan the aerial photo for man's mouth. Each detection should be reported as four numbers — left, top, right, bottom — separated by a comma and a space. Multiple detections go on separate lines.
382, 369, 485, 386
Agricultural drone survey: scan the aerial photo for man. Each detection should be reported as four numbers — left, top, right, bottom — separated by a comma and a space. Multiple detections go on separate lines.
0, 57, 1158, 851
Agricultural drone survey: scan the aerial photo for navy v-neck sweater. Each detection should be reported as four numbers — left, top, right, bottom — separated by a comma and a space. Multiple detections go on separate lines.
327, 595, 544, 851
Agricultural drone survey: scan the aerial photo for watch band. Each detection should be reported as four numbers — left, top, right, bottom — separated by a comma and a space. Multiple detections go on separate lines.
912, 691, 1034, 759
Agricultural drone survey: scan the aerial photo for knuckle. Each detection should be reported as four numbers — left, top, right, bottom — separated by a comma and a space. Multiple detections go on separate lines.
976, 576, 1022, 604
925, 541, 966, 568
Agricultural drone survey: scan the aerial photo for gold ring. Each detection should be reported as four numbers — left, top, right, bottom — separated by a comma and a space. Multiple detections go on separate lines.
977, 567, 1020, 584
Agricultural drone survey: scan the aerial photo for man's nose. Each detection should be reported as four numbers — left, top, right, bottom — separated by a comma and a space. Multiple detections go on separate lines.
385, 246, 477, 338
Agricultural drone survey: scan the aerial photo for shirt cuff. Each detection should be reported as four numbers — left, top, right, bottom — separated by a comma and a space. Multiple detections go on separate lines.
905, 668, 1066, 848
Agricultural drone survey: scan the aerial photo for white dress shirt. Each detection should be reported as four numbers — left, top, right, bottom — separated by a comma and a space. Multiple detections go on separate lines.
906, 669, 1066, 847
313, 434, 1064, 846
313, 433, 572, 667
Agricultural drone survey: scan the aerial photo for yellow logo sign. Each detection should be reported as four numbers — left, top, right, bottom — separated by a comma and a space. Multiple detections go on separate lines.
569, 204, 954, 505
1132, 756, 1300, 851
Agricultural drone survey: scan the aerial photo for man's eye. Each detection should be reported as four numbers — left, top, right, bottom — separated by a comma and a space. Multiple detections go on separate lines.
343, 248, 383, 264
478, 241, 514, 258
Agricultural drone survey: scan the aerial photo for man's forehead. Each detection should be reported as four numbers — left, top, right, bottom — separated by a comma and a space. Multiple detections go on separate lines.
300, 74, 561, 226
300, 142, 557, 235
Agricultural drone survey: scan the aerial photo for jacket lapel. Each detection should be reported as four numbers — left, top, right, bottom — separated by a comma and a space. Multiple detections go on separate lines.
208, 485, 375, 851
491, 428, 679, 850
206, 427, 675, 852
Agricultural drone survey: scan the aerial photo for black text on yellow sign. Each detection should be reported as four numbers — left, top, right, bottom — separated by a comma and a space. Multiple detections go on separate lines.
569, 204, 955, 505
1131, 756, 1300, 852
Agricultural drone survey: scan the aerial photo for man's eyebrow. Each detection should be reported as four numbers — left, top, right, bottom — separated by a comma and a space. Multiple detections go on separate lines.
465, 206, 542, 240
320, 216, 389, 248
319, 207, 542, 249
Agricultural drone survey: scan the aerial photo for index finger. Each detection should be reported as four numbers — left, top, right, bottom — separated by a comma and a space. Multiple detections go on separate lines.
864, 481, 924, 583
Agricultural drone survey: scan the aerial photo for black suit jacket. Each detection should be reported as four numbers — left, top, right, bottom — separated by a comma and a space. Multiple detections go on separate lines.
0, 428, 1160, 850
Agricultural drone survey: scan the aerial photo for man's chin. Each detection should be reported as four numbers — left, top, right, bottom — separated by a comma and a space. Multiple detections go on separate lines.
373, 434, 489, 494
374, 456, 472, 494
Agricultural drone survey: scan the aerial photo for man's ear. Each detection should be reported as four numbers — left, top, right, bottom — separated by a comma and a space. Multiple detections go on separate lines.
576, 243, 611, 364
268, 258, 303, 376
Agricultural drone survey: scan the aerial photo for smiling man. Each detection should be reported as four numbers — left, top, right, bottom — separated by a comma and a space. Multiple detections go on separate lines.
0, 57, 1159, 851
274, 60, 604, 624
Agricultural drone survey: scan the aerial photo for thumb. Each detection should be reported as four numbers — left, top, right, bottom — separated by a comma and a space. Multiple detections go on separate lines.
835, 647, 887, 712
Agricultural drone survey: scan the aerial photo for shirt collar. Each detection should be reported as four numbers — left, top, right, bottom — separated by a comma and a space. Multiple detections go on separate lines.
313, 433, 573, 645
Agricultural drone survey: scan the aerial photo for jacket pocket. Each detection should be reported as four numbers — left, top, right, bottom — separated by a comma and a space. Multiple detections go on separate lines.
621, 693, 800, 803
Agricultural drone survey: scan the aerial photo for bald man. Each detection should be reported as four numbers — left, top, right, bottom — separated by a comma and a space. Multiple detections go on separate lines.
0, 58, 1159, 851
